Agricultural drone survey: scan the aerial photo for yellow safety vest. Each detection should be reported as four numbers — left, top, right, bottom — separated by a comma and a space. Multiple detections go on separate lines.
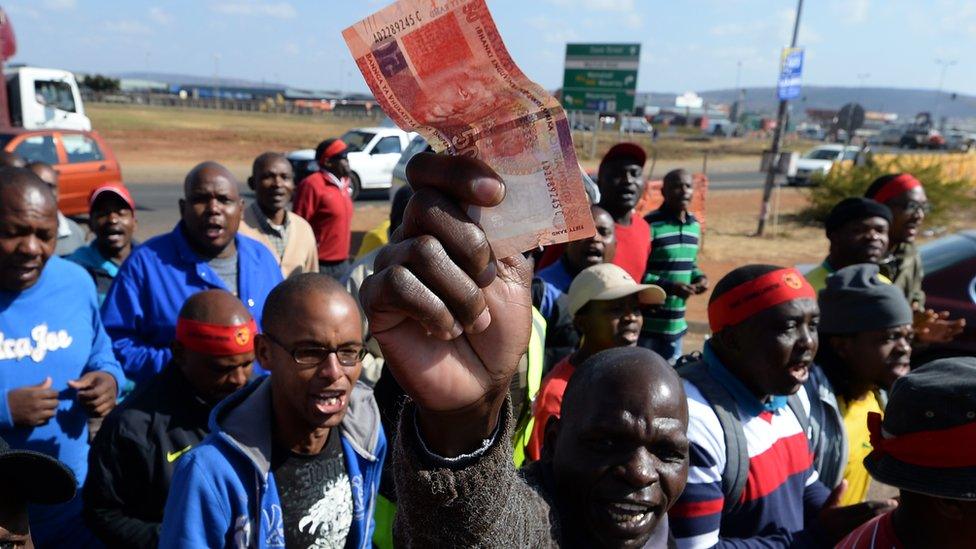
512, 306, 547, 467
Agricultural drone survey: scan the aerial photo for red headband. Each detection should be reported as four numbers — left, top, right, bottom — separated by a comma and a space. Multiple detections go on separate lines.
320, 139, 348, 162
708, 268, 817, 333
868, 412, 976, 468
175, 318, 257, 356
873, 174, 921, 204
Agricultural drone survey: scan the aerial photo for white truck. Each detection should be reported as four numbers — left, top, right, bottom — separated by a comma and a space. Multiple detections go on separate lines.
5, 65, 91, 131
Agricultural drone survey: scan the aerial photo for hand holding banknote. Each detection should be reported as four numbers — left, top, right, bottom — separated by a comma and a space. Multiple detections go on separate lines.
343, 0, 595, 258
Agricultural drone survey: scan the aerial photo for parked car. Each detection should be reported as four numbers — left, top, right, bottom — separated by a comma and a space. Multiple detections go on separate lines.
0, 128, 122, 215
944, 130, 976, 152
787, 144, 860, 186
619, 116, 653, 134
389, 134, 433, 200
899, 127, 944, 150
915, 230, 976, 361
286, 127, 417, 200
875, 126, 904, 146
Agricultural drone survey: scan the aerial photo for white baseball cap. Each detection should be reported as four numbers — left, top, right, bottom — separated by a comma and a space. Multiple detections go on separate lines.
567, 263, 667, 316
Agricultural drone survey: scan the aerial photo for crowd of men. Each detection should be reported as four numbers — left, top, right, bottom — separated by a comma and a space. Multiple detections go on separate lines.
0, 135, 971, 548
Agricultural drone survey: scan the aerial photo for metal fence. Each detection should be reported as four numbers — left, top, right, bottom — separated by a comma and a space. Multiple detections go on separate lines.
82, 91, 384, 120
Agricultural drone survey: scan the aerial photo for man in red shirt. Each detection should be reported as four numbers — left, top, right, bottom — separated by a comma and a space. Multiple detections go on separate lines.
293, 138, 354, 280
597, 142, 650, 282
837, 356, 976, 549
526, 263, 665, 461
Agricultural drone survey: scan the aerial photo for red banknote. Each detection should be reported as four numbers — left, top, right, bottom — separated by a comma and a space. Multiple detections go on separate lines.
343, 0, 594, 257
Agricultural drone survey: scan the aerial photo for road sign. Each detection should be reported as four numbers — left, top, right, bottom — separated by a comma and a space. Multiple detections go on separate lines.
837, 102, 866, 133
777, 47, 804, 101
562, 43, 640, 113
675, 91, 703, 109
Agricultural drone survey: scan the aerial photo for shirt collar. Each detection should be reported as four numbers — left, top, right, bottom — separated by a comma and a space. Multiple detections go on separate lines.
249, 202, 288, 233
702, 342, 788, 416
173, 222, 245, 266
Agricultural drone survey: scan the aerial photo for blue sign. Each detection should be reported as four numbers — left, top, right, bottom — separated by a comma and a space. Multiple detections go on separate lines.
777, 47, 804, 100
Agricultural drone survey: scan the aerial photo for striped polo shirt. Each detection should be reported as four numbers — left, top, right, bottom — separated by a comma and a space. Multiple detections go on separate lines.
669, 353, 830, 548
641, 208, 704, 340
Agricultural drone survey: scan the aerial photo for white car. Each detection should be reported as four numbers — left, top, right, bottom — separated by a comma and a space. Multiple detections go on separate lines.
286, 127, 417, 199
788, 144, 861, 186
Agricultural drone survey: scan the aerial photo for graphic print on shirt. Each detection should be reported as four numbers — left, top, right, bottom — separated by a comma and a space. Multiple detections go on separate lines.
296, 474, 354, 545
262, 504, 286, 547
0, 324, 73, 362
272, 431, 354, 548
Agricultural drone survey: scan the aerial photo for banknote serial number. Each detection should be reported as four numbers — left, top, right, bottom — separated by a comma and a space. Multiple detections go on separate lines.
372, 11, 422, 42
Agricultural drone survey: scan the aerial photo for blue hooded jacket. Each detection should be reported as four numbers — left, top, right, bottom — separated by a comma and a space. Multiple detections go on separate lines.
159, 376, 386, 548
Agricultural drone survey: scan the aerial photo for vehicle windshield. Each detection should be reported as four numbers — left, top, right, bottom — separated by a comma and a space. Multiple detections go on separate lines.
804, 148, 840, 160
340, 130, 376, 152
921, 232, 976, 274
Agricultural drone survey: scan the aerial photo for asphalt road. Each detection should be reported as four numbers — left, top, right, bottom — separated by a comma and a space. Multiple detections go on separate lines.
125, 169, 778, 241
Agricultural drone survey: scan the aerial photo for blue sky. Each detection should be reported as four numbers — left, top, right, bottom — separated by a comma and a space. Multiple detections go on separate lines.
5, 0, 976, 95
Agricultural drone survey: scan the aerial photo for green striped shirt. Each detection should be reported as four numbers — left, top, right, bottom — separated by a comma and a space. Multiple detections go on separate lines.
641, 208, 704, 339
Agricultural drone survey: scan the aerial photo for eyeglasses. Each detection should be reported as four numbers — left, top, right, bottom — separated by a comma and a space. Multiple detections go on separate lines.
893, 200, 932, 215
262, 332, 366, 368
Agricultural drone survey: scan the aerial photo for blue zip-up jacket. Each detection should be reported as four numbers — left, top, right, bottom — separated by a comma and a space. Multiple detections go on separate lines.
101, 223, 283, 382
159, 376, 387, 548
0, 256, 125, 547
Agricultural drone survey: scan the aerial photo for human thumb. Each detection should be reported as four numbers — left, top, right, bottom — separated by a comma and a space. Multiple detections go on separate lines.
37, 377, 53, 389
66, 376, 87, 389
824, 479, 848, 509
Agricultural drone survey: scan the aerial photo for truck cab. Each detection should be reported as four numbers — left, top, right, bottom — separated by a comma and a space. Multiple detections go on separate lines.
4, 66, 91, 131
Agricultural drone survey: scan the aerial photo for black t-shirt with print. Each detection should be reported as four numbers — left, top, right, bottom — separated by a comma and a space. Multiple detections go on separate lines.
271, 429, 353, 548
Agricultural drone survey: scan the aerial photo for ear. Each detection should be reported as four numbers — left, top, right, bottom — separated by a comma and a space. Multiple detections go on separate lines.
178, 198, 185, 213
247, 176, 256, 191
572, 313, 586, 336
254, 335, 274, 372
540, 415, 561, 465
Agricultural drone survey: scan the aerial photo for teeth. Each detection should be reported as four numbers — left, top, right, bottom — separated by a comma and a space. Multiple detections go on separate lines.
607, 503, 650, 524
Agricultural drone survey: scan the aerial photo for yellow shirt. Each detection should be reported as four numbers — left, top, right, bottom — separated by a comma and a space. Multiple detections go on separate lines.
838, 392, 882, 506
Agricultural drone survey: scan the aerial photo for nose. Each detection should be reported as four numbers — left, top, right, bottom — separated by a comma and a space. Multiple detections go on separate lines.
228, 365, 250, 388
895, 334, 912, 355
315, 354, 343, 381
617, 447, 660, 488
797, 323, 816, 352
16, 234, 44, 257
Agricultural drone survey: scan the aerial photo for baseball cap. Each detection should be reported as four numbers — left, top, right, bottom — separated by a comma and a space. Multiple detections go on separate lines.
0, 435, 77, 505
568, 263, 666, 316
89, 182, 136, 212
600, 142, 647, 170
316, 138, 349, 163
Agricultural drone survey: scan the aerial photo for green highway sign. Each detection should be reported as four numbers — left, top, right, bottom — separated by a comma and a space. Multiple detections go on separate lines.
562, 43, 640, 113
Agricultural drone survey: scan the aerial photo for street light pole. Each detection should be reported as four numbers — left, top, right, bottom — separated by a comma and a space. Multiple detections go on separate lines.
934, 58, 956, 131
755, 0, 804, 236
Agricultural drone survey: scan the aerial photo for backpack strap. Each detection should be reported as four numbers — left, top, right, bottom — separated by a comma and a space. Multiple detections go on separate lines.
678, 360, 749, 515
787, 393, 810, 442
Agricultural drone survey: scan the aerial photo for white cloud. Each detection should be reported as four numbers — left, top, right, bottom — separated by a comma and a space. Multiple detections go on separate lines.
104, 19, 152, 35
41, 0, 76, 10
829, 0, 869, 25
149, 7, 173, 25
210, 1, 297, 19
526, 16, 580, 44
4, 4, 41, 19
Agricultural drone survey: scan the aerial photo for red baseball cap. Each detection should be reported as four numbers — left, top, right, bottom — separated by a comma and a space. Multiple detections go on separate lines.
601, 142, 647, 168
89, 182, 136, 213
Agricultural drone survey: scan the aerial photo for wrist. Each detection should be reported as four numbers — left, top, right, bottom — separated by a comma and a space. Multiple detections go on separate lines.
415, 389, 507, 458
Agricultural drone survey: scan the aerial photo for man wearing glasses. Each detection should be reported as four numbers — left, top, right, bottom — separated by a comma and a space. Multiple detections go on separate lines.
866, 173, 965, 343
160, 274, 386, 549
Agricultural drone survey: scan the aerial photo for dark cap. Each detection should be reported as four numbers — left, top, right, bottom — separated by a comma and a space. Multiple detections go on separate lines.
819, 264, 913, 334
0, 435, 77, 505
600, 142, 647, 170
824, 197, 892, 235
865, 356, 976, 500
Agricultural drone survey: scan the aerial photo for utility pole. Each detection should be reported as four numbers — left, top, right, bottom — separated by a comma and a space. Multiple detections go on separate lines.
755, 0, 803, 237
934, 58, 956, 132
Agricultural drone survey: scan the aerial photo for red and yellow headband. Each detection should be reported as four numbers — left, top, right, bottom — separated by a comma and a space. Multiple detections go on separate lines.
708, 268, 817, 333
873, 173, 921, 204
869, 412, 976, 468
175, 318, 257, 356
